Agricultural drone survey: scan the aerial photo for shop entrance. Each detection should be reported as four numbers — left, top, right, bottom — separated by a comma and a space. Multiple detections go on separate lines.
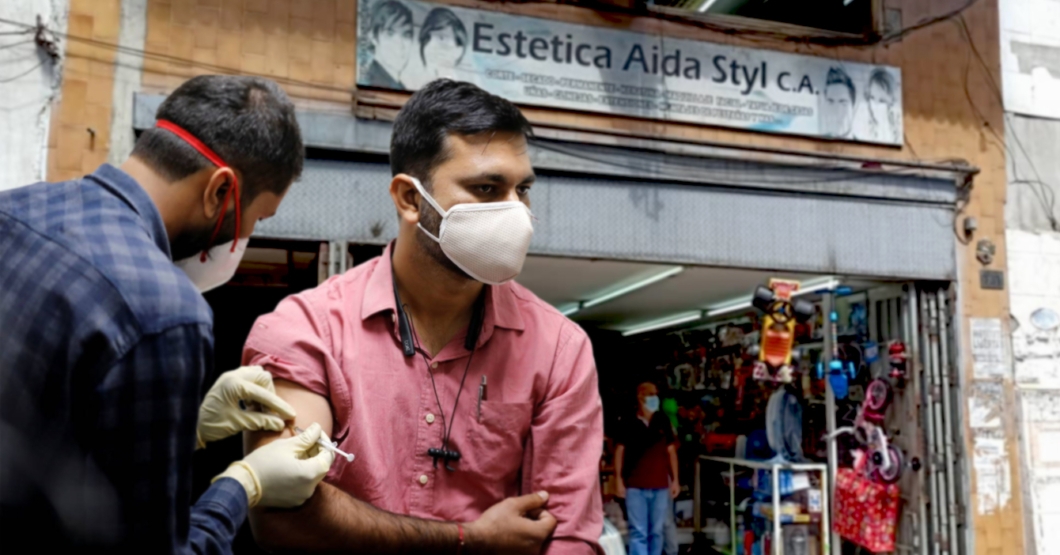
515, 256, 963, 555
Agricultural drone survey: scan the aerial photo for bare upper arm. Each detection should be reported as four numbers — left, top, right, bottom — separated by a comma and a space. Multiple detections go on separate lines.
244, 378, 335, 454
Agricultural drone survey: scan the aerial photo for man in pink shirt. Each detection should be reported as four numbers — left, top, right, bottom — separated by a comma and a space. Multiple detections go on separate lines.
243, 79, 604, 554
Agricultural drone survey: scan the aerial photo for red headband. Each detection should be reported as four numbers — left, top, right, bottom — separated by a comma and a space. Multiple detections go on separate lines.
156, 119, 242, 261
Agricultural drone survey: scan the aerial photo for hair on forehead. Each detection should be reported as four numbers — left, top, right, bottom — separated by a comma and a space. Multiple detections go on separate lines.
390, 79, 532, 187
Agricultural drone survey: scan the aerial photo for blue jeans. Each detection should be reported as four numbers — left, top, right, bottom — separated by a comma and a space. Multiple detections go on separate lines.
627, 488, 670, 555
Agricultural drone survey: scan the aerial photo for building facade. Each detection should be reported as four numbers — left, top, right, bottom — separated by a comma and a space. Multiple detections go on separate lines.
0, 0, 1033, 554
999, 0, 1060, 554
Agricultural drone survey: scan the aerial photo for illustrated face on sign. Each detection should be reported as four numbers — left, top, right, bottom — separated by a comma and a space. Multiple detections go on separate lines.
865, 70, 897, 138
369, 2, 414, 77
420, 8, 467, 72
820, 67, 856, 138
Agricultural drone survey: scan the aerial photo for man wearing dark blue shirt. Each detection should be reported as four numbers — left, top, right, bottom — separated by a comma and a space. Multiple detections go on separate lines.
0, 75, 334, 554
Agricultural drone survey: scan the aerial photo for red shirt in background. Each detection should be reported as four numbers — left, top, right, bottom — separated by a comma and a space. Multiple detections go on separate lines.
620, 412, 675, 490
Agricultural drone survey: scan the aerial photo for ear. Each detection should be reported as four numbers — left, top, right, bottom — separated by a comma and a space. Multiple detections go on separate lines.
390, 174, 422, 225
201, 167, 238, 220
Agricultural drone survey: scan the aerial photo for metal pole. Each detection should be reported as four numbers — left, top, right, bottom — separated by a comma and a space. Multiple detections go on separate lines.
695, 457, 702, 535
821, 292, 841, 555
915, 289, 940, 555
924, 292, 947, 555
927, 294, 952, 555
936, 290, 961, 555
820, 468, 830, 555
772, 463, 782, 555
903, 286, 930, 555
731, 462, 737, 553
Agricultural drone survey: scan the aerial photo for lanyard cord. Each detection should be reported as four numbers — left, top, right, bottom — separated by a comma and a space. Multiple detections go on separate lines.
401, 303, 477, 460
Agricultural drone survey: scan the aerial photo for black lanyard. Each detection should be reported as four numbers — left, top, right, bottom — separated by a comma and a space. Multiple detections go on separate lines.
394, 274, 485, 472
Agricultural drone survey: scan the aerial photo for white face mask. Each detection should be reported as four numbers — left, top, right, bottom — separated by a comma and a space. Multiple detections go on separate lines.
411, 177, 534, 285
175, 238, 248, 293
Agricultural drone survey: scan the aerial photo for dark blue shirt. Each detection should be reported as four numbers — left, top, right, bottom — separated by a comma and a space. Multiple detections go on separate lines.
0, 165, 246, 554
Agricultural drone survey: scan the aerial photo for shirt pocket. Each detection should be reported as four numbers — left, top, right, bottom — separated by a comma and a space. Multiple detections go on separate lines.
465, 400, 534, 483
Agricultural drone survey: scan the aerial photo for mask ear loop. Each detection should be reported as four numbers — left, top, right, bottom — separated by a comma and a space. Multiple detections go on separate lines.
155, 120, 242, 262
408, 176, 447, 242
199, 173, 241, 262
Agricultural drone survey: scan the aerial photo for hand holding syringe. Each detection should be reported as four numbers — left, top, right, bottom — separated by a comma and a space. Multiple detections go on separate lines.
245, 399, 355, 464
294, 425, 354, 463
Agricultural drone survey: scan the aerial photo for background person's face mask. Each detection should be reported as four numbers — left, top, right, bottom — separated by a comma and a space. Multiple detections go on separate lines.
411, 177, 534, 285
642, 395, 660, 414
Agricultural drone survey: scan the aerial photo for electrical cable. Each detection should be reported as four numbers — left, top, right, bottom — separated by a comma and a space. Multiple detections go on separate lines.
0, 61, 43, 83
954, 15, 1060, 230
0, 0, 986, 95
511, 0, 983, 48
401, 303, 477, 470
0, 16, 354, 95
0, 39, 34, 50
530, 138, 932, 189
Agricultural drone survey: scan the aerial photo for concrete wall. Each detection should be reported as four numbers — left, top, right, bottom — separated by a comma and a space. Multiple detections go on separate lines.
1000, 1, 1060, 552
0, 0, 67, 191
1005, 115, 1060, 233
1007, 230, 1060, 555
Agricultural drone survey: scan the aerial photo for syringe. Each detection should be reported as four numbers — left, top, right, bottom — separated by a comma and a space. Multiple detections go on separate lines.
294, 426, 354, 463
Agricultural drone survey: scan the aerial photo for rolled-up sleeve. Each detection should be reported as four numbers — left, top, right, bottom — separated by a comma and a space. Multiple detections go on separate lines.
524, 321, 604, 555
242, 292, 352, 440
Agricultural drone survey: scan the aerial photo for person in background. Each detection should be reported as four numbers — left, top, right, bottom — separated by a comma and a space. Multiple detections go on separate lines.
0, 75, 333, 554
241, 79, 604, 555
616, 382, 680, 555
363, 0, 414, 89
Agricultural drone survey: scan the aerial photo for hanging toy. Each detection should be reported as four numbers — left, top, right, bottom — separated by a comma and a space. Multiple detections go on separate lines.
849, 303, 869, 340
748, 279, 815, 383
863, 341, 880, 365
816, 310, 856, 399
862, 378, 893, 424
888, 341, 908, 385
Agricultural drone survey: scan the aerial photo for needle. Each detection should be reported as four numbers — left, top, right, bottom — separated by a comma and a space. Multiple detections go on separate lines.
294, 426, 354, 462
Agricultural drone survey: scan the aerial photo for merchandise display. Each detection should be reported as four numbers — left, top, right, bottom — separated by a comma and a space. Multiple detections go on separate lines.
597, 279, 922, 555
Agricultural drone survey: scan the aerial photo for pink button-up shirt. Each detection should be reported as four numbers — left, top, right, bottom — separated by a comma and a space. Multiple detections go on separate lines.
243, 246, 604, 554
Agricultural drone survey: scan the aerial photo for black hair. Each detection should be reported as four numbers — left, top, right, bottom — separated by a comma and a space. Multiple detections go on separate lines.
825, 67, 856, 104
390, 79, 532, 183
419, 8, 467, 65
131, 75, 304, 202
369, 0, 413, 44
866, 68, 896, 101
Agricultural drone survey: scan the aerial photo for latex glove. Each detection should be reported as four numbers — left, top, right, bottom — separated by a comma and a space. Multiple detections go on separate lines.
214, 422, 336, 508
197, 366, 296, 449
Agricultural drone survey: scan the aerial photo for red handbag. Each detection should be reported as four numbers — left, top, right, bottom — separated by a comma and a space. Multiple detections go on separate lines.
832, 467, 900, 552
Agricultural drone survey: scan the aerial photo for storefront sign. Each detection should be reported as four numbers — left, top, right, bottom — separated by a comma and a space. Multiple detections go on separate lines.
356, 0, 903, 144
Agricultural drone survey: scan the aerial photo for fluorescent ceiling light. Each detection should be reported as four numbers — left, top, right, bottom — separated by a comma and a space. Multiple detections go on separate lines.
557, 303, 580, 316
698, 0, 721, 13
582, 266, 684, 309
621, 310, 704, 337
565, 266, 684, 317
705, 300, 752, 318
795, 276, 840, 293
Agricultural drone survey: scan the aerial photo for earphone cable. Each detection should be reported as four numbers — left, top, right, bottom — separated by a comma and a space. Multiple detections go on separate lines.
401, 303, 476, 456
